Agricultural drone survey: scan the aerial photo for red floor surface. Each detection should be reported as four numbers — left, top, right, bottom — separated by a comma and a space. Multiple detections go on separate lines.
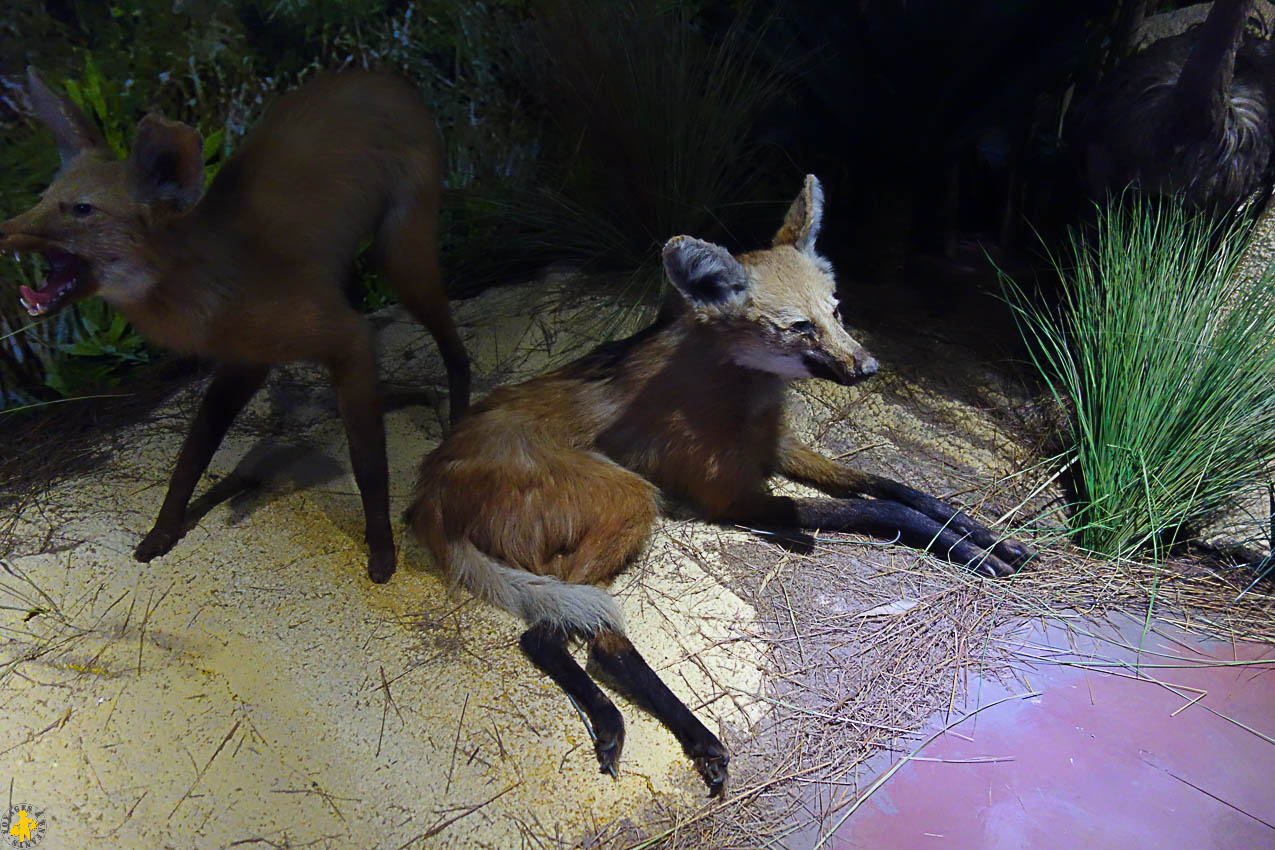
824, 613, 1275, 849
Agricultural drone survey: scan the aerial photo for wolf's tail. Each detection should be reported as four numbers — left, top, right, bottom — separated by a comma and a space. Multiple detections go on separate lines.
441, 539, 624, 635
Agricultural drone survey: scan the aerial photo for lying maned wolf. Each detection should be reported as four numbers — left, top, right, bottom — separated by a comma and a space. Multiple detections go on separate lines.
408, 176, 1034, 794
1, 69, 470, 584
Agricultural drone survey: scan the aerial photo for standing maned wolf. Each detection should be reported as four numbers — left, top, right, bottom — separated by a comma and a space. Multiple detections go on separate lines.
1, 69, 470, 584
408, 175, 1034, 793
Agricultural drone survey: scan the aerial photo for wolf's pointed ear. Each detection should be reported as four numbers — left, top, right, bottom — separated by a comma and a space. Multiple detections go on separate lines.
662, 236, 752, 311
772, 174, 824, 254
26, 67, 108, 166
127, 114, 204, 210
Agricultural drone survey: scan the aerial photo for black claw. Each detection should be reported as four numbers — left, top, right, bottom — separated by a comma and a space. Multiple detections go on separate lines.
596, 740, 622, 777
696, 754, 729, 796
688, 745, 729, 795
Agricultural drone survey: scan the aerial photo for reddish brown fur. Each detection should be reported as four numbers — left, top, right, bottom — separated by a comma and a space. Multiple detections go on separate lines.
413, 319, 796, 586
414, 385, 658, 586
2, 69, 471, 583
407, 176, 1033, 792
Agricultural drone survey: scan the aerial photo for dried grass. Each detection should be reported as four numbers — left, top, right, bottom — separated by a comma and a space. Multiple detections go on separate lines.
614, 514, 1274, 848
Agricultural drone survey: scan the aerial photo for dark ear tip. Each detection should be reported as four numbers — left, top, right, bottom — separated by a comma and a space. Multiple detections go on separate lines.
662, 235, 704, 268
135, 112, 170, 131
134, 113, 203, 148
662, 234, 690, 255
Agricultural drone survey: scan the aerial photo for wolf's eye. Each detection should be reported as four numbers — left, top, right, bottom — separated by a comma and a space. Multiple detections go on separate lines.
71, 202, 94, 217
789, 320, 817, 335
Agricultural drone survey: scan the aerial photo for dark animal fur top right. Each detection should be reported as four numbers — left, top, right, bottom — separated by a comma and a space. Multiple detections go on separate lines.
1073, 0, 1275, 212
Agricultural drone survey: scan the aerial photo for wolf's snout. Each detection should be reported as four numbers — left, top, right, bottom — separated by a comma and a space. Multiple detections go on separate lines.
858, 355, 879, 377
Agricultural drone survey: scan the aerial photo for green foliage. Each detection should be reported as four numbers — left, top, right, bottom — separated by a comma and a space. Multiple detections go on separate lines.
43, 300, 150, 397
62, 55, 129, 156
0, 1, 260, 408
202, 128, 227, 187
0, 1, 784, 405
0, 1, 531, 409
1002, 197, 1275, 558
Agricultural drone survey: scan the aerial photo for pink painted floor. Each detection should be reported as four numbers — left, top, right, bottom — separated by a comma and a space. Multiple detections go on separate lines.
822, 613, 1275, 849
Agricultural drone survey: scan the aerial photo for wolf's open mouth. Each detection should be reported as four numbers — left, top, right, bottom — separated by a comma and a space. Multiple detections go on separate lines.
15, 248, 89, 317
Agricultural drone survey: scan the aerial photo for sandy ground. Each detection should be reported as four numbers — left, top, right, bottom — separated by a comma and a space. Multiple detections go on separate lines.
0, 274, 1046, 849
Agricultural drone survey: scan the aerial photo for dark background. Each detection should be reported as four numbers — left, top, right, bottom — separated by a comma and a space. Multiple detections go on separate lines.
0, 0, 1215, 406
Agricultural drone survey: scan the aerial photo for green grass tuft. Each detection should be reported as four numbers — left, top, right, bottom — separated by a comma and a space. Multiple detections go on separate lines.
1002, 196, 1275, 558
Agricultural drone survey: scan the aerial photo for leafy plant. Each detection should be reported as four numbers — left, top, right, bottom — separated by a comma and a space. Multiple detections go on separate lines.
62, 54, 131, 156
43, 299, 150, 396
1002, 197, 1275, 558
0, 1, 548, 406
0, 0, 254, 409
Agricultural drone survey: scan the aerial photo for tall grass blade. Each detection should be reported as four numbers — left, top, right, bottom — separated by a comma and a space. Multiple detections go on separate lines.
1002, 196, 1275, 558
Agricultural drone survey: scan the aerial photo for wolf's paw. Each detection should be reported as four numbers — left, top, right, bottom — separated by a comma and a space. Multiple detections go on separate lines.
593, 708, 626, 778
367, 547, 397, 584
992, 536, 1036, 570
135, 526, 180, 562
688, 738, 730, 796
967, 533, 1036, 578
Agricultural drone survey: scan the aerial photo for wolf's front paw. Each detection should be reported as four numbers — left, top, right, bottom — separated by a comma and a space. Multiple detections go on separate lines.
685, 731, 729, 796
992, 536, 1036, 570
135, 526, 180, 562
691, 743, 730, 796
366, 547, 397, 584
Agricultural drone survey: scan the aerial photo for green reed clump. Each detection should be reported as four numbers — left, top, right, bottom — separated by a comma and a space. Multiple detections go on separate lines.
1003, 197, 1275, 558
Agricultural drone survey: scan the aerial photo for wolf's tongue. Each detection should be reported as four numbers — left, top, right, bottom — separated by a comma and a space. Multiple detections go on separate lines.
19, 284, 53, 309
